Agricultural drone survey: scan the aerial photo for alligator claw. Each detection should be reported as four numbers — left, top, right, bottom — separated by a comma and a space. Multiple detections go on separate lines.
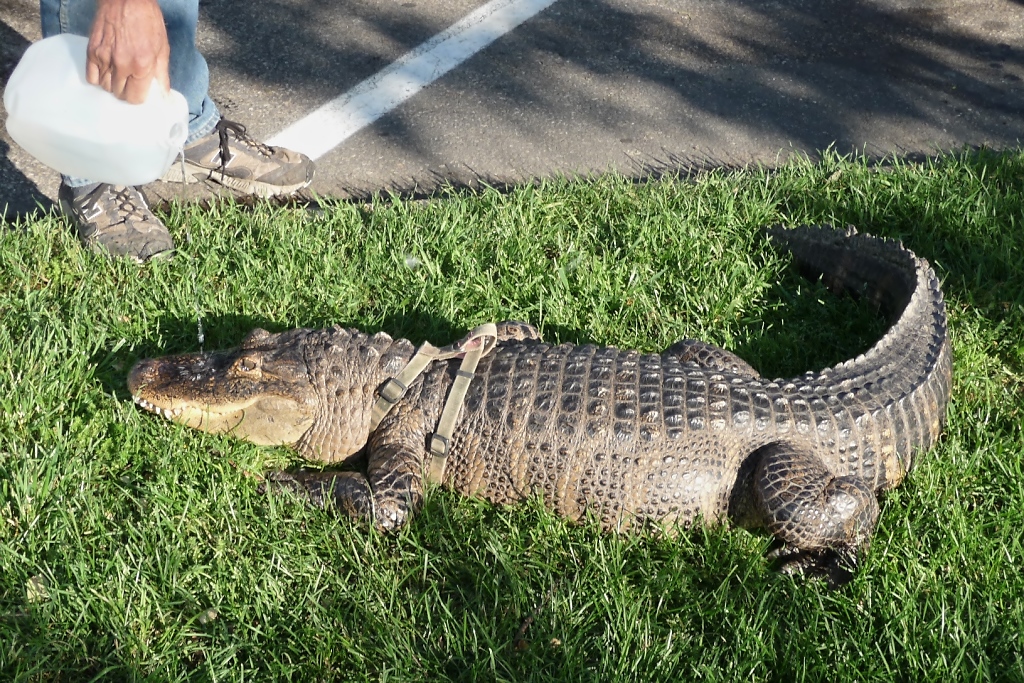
767, 542, 858, 589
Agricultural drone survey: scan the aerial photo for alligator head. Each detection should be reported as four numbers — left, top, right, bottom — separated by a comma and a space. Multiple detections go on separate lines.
128, 326, 414, 462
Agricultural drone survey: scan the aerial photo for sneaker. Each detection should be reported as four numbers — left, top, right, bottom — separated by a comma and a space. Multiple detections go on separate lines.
161, 118, 315, 197
58, 183, 174, 263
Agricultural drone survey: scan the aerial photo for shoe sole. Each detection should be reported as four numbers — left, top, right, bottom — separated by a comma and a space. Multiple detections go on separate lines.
161, 160, 313, 198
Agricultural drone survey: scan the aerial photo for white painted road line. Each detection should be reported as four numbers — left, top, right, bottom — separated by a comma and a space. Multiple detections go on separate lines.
266, 0, 560, 160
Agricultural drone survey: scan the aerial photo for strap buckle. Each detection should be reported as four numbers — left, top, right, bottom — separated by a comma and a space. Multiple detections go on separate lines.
428, 433, 450, 459
377, 377, 408, 405
368, 323, 500, 484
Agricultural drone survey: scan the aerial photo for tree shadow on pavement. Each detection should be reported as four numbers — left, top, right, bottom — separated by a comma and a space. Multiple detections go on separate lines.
194, 0, 1023, 194
5, 0, 1024, 224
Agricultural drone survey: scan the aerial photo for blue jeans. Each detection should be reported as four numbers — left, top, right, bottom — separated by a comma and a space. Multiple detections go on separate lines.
40, 0, 220, 187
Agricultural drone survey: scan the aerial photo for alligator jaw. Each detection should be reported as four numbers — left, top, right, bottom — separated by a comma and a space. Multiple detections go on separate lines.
131, 392, 250, 434
127, 342, 318, 447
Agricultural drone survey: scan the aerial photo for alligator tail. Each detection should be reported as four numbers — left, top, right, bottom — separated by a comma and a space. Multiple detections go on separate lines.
768, 224, 953, 479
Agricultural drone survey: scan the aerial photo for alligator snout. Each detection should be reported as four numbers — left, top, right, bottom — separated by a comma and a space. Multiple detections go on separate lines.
127, 358, 160, 396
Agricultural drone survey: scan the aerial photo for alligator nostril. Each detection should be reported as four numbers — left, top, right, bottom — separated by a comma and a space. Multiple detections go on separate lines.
127, 359, 158, 393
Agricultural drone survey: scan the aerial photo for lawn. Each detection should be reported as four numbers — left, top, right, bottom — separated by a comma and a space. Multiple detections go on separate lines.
0, 150, 1021, 681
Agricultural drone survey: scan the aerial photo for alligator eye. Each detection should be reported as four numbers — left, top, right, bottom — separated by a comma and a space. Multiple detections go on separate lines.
232, 353, 262, 377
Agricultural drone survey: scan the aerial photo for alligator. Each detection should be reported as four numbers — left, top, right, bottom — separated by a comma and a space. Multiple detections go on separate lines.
128, 224, 952, 579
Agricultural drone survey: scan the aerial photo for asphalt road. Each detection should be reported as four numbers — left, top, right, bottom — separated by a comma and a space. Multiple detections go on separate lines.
2, 0, 1023, 218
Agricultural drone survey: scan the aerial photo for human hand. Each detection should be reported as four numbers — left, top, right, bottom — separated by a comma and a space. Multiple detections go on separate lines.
86, 0, 170, 104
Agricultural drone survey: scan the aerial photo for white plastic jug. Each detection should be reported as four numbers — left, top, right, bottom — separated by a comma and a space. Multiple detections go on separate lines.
3, 34, 189, 186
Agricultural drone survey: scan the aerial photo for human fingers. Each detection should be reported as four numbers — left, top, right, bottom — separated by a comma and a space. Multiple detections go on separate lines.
99, 68, 115, 95
86, 58, 101, 87
121, 74, 151, 105
86, 31, 114, 90
87, 0, 169, 102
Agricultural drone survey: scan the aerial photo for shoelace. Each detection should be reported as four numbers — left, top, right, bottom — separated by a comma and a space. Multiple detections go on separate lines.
107, 186, 150, 222
214, 119, 274, 169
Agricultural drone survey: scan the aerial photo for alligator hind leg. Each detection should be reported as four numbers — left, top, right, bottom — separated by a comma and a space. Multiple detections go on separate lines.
755, 442, 880, 586
665, 339, 760, 378
494, 320, 542, 344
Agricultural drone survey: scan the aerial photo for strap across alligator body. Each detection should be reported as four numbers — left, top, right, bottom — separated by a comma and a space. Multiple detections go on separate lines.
369, 323, 499, 484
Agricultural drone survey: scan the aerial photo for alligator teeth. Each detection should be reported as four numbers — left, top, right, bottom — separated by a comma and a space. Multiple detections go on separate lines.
132, 396, 186, 419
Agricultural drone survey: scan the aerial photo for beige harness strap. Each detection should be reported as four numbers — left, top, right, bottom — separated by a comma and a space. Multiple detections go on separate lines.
370, 323, 499, 484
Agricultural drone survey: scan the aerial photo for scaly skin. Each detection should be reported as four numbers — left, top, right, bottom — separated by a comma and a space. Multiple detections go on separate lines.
129, 225, 952, 580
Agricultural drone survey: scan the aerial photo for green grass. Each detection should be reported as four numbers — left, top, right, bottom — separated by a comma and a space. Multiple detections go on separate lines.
1, 149, 1022, 681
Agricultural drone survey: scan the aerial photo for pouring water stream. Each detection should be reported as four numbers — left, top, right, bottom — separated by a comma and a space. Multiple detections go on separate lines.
179, 150, 205, 351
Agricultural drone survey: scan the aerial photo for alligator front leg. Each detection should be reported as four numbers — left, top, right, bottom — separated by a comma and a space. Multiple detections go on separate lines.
361, 438, 429, 531
755, 441, 880, 585
265, 423, 429, 531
